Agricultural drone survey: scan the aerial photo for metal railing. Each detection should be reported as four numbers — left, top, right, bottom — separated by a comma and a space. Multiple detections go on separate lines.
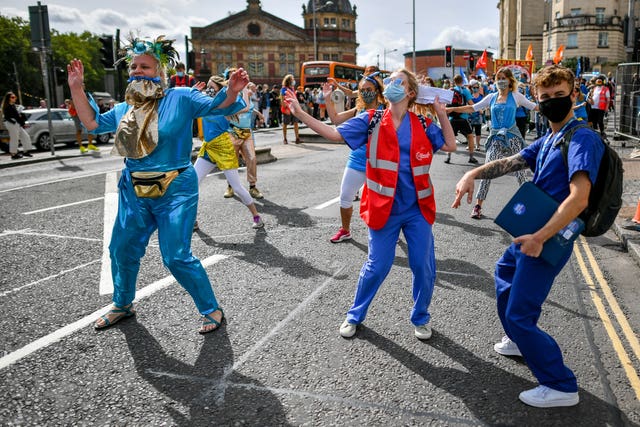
615, 63, 640, 142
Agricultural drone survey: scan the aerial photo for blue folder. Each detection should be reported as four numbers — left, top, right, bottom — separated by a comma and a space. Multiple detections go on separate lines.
494, 182, 584, 266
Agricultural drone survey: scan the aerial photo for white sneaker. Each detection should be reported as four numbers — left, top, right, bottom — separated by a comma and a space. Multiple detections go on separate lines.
519, 385, 579, 408
414, 323, 432, 340
252, 217, 264, 229
494, 336, 522, 356
339, 319, 357, 338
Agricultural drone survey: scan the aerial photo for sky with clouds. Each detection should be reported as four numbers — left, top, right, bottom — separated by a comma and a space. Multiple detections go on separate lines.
1, 0, 499, 71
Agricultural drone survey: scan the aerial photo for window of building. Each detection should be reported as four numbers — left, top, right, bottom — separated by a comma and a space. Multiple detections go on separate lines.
596, 8, 605, 24
248, 52, 264, 77
279, 52, 296, 76
331, 54, 339, 61
570, 8, 581, 16
324, 18, 329, 26
330, 17, 336, 28
567, 33, 578, 48
342, 19, 350, 29
598, 32, 609, 47
215, 52, 233, 75
323, 54, 330, 61
555, 11, 560, 19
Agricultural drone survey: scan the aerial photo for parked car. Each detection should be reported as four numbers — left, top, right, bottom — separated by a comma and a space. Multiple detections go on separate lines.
0, 108, 111, 152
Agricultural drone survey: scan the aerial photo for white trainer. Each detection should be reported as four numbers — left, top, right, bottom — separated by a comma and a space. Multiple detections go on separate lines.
519, 385, 579, 408
339, 319, 357, 338
414, 323, 432, 340
494, 335, 522, 356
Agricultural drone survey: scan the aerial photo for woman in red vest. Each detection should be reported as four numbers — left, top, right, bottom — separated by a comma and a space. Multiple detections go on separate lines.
285, 68, 456, 340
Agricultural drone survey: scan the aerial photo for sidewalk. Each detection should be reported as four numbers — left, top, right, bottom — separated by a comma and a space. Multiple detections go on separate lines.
2, 126, 640, 265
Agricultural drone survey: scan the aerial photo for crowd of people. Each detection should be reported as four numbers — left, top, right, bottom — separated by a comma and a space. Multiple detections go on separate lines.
0, 31, 615, 410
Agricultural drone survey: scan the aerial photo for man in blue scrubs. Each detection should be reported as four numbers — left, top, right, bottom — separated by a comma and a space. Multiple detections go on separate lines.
452, 65, 604, 408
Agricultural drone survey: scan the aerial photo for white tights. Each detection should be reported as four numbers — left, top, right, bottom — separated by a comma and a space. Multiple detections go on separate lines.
194, 158, 254, 206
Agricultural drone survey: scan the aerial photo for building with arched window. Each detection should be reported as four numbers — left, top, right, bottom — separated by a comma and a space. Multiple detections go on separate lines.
190, 0, 358, 86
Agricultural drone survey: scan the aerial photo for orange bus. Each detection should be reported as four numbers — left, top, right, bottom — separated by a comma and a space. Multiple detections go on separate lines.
300, 61, 390, 91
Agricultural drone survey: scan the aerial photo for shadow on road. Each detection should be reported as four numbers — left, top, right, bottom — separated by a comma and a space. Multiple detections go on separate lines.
362, 327, 635, 426
196, 228, 337, 280
121, 319, 291, 426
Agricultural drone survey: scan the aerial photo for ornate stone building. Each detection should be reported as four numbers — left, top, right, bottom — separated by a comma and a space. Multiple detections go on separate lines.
498, 0, 637, 72
190, 0, 358, 86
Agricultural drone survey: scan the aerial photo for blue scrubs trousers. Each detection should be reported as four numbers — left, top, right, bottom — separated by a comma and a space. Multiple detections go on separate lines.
495, 243, 577, 392
110, 166, 219, 315
346, 207, 436, 326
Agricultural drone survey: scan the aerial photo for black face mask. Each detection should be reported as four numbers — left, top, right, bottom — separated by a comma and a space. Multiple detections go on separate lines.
538, 94, 573, 123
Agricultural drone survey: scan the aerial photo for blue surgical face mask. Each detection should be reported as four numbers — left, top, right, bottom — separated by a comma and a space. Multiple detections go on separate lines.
176, 71, 184, 77
383, 79, 406, 103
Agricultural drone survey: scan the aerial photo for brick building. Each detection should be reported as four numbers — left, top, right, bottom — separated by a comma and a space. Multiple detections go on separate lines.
405, 48, 495, 81
190, 0, 358, 86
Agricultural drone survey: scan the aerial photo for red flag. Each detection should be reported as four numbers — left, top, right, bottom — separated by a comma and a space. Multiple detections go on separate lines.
553, 45, 565, 64
525, 44, 534, 61
476, 49, 488, 70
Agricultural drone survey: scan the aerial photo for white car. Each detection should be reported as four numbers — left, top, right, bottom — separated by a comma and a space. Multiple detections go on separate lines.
0, 108, 111, 152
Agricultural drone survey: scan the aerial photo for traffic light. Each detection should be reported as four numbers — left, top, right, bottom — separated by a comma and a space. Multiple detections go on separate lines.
187, 50, 196, 72
469, 54, 475, 71
99, 35, 114, 69
55, 66, 66, 84
444, 45, 452, 67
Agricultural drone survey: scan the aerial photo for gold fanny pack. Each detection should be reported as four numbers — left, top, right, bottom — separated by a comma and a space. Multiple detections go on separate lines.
130, 168, 185, 198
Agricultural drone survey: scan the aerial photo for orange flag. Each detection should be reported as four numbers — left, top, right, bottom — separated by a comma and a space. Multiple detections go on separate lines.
525, 44, 534, 61
553, 45, 565, 64
476, 49, 488, 69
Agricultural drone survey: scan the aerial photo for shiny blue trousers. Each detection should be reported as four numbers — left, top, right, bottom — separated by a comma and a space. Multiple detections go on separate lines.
495, 243, 577, 392
110, 166, 218, 315
346, 208, 436, 326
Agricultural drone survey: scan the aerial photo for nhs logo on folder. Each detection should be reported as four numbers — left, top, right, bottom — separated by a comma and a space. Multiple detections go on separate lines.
495, 182, 585, 266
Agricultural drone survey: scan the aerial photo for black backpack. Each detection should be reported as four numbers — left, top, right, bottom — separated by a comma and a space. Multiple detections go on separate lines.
559, 123, 624, 237
446, 88, 466, 119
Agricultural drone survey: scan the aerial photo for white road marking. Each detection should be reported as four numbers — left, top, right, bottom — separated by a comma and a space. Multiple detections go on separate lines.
0, 259, 101, 298
204, 265, 346, 403
0, 230, 101, 242
0, 168, 121, 193
22, 197, 104, 215
0, 254, 227, 371
99, 172, 119, 295
313, 196, 340, 210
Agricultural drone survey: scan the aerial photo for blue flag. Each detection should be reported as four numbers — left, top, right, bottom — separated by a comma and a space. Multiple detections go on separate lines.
459, 67, 468, 84
576, 58, 582, 77
476, 68, 487, 79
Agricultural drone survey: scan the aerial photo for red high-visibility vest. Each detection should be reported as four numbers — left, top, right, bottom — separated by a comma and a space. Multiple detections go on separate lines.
360, 109, 436, 230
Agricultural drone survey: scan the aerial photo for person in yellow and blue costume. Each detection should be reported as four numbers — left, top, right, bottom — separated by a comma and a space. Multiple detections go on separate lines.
67, 35, 248, 334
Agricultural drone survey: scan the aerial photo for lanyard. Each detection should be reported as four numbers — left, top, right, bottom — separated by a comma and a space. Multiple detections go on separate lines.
536, 118, 576, 173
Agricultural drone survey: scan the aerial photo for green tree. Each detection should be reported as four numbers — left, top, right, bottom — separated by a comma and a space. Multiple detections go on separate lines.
0, 14, 107, 107
0, 15, 42, 106
50, 31, 106, 99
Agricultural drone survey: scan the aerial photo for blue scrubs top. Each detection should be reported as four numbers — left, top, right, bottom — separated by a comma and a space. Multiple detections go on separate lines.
520, 120, 604, 203
347, 106, 386, 172
337, 111, 445, 215
92, 87, 244, 171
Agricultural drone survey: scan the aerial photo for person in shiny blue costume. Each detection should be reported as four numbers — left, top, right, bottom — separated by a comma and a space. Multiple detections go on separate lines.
67, 38, 248, 334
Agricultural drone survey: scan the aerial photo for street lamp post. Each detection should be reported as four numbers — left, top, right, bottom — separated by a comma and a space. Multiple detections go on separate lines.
383, 48, 398, 71
313, 1, 333, 61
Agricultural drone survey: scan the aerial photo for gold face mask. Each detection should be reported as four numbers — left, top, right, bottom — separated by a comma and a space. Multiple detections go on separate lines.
112, 78, 165, 159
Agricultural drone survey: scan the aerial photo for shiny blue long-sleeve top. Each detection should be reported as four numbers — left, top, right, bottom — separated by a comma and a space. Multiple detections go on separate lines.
91, 87, 245, 171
